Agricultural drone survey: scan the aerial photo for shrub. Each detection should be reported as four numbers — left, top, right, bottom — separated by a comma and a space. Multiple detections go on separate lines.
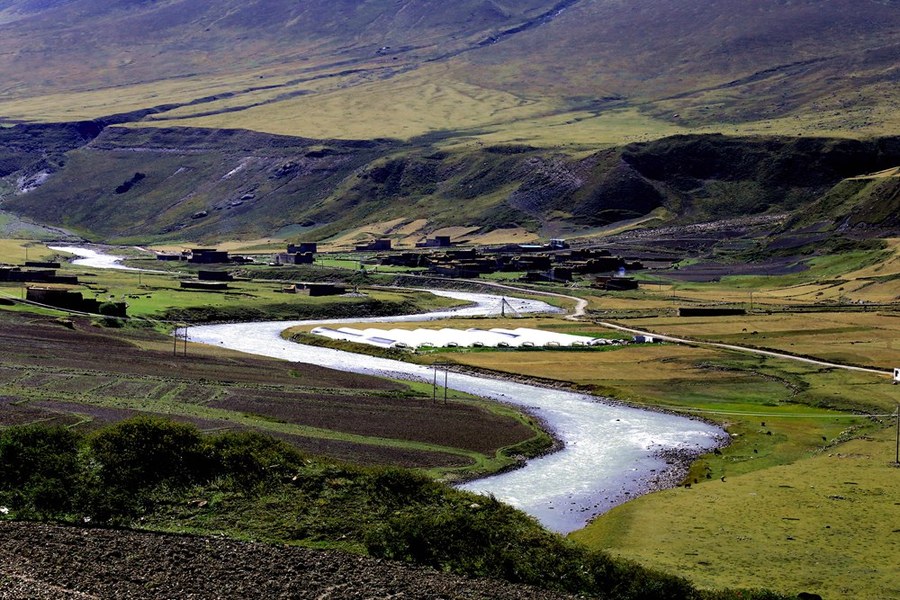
365, 494, 700, 599
367, 467, 443, 507
0, 425, 82, 516
86, 417, 211, 518
206, 431, 304, 491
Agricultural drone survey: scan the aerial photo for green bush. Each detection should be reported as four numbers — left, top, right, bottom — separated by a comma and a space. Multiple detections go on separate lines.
365, 494, 699, 599
0, 425, 82, 516
366, 467, 443, 506
86, 417, 212, 518
207, 431, 304, 491
0, 421, 791, 599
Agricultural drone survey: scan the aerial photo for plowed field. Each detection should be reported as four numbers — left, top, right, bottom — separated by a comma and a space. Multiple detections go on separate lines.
0, 310, 539, 471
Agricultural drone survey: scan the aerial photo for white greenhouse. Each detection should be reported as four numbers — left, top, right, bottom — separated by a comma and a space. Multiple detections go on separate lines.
309, 326, 605, 350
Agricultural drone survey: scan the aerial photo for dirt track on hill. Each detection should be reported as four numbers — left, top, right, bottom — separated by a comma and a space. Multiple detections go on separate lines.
0, 521, 576, 600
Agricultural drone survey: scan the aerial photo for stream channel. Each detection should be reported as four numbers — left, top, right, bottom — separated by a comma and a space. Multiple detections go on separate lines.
54, 245, 725, 533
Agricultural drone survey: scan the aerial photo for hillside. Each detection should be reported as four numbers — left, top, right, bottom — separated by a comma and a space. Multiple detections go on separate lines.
0, 1, 898, 242
0, 0, 897, 143
4, 124, 899, 243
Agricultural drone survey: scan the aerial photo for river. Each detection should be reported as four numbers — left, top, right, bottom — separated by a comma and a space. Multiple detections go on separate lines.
52, 245, 724, 533
186, 291, 723, 533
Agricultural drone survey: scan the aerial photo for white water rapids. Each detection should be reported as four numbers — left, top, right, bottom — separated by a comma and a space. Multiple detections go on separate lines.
50, 245, 724, 533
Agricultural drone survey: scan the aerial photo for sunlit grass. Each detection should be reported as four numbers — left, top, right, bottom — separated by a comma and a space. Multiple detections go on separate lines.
571, 428, 900, 600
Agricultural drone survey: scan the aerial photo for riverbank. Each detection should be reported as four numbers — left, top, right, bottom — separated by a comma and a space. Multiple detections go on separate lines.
14, 244, 726, 533
188, 295, 724, 534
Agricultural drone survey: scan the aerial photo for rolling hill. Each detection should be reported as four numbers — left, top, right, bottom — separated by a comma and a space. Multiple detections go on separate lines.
1, 0, 898, 140
0, 0, 899, 242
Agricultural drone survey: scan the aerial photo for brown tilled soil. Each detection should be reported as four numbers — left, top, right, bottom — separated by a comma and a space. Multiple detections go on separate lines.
0, 311, 535, 469
0, 521, 577, 600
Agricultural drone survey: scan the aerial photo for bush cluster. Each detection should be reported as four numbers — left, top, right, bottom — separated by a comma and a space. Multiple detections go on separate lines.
0, 418, 300, 522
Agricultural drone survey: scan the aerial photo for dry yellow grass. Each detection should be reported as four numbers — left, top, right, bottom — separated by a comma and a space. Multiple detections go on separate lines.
318, 219, 540, 251
624, 311, 900, 370
468, 227, 539, 245
844, 238, 900, 278
0, 70, 294, 122
438, 343, 722, 386
19, 57, 681, 148
0, 240, 53, 263
147, 68, 562, 141
848, 167, 900, 180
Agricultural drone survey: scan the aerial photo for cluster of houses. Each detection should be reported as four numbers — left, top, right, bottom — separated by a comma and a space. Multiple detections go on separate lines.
0, 262, 78, 285
156, 248, 253, 264
274, 243, 318, 265
0, 262, 124, 314
150, 237, 650, 296
377, 246, 644, 284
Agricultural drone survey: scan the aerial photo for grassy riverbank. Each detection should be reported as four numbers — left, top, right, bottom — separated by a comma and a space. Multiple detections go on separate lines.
274, 244, 899, 599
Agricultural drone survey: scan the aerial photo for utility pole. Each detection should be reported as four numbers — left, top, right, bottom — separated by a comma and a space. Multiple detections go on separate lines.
895, 403, 899, 465
432, 364, 449, 404
173, 325, 179, 356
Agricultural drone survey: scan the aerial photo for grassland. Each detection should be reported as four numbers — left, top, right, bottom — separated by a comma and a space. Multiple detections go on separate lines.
282, 244, 900, 599
571, 429, 900, 599
144, 76, 691, 148
358, 317, 896, 598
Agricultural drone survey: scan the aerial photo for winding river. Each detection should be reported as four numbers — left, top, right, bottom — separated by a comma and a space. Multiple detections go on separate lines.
185, 292, 723, 533
52, 245, 724, 533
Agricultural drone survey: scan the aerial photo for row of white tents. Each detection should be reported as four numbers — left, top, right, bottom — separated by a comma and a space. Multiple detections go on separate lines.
309, 326, 615, 349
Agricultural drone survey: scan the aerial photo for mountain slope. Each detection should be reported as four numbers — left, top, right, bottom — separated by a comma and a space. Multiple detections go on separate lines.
0, 0, 561, 97
5, 125, 898, 243
0, 0, 897, 142
1, 1, 899, 242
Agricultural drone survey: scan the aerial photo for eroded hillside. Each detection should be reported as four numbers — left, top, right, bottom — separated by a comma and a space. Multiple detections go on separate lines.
3, 124, 898, 243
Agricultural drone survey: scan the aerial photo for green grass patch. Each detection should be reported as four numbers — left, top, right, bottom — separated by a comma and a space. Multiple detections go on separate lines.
572, 428, 900, 600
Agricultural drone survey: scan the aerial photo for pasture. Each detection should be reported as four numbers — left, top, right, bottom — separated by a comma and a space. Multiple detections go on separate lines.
572, 429, 900, 599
